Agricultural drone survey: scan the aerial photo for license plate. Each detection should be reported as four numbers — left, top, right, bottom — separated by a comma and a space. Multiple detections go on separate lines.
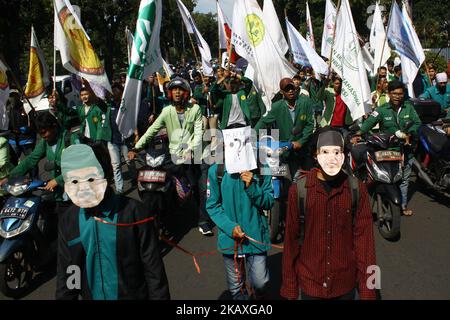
375, 150, 402, 162
270, 164, 289, 177
0, 207, 29, 220
138, 170, 166, 183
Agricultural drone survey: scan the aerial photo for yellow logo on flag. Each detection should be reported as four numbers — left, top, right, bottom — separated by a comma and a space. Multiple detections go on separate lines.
24, 47, 45, 98
245, 14, 265, 47
58, 7, 104, 75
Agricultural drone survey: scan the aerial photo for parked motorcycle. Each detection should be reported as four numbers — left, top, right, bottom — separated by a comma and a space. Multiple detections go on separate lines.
0, 177, 55, 298
410, 99, 450, 195
348, 123, 413, 241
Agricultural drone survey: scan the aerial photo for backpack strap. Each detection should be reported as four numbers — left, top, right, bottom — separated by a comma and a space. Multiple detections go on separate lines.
296, 174, 308, 246
348, 175, 360, 225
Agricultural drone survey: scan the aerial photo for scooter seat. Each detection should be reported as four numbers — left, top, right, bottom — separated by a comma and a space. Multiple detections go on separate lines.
421, 125, 448, 154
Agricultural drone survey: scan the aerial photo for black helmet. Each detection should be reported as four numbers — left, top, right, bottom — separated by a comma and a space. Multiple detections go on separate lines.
167, 77, 190, 93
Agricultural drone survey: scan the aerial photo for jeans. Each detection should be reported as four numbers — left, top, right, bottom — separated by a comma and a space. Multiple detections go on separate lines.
399, 156, 414, 209
223, 253, 269, 300
107, 142, 137, 193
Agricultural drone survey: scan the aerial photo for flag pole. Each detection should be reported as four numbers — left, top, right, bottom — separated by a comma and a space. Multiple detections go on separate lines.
327, 0, 342, 80
53, 6, 57, 93
374, 1, 394, 88
217, 0, 222, 67
0, 53, 36, 113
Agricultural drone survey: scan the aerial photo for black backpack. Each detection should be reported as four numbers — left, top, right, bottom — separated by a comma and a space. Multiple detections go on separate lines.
296, 173, 360, 246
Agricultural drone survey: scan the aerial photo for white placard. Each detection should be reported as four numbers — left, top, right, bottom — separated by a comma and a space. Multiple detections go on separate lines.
222, 126, 257, 174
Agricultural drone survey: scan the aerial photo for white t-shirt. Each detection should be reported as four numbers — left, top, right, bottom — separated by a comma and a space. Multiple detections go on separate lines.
84, 105, 91, 138
227, 94, 246, 127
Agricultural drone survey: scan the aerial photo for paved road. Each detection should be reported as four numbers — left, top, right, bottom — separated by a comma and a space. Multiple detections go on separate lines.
1, 167, 449, 300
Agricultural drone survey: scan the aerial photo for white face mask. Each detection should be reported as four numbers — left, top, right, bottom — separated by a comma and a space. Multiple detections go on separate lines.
64, 167, 107, 208
317, 146, 345, 177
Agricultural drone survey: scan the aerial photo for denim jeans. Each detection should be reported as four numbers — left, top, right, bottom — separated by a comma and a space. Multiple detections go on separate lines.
107, 142, 136, 193
223, 253, 269, 300
399, 157, 414, 209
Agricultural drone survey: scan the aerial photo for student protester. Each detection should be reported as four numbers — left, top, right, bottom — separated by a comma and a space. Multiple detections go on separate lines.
281, 129, 377, 300
206, 146, 274, 300
56, 143, 170, 300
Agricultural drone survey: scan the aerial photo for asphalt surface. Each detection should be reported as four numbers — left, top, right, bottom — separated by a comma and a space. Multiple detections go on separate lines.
0, 163, 449, 300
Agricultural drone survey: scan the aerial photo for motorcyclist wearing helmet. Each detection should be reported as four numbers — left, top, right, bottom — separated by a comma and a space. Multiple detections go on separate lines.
128, 77, 203, 164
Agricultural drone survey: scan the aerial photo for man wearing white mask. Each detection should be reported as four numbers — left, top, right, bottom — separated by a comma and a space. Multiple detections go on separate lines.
56, 143, 170, 300
281, 129, 377, 300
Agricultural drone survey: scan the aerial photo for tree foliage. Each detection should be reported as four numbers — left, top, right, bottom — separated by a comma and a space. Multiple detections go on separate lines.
0, 0, 448, 85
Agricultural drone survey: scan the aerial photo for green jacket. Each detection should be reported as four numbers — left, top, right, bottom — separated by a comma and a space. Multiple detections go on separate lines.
54, 103, 79, 131
10, 130, 80, 201
317, 85, 353, 127
304, 78, 323, 112
419, 84, 450, 113
0, 137, 13, 195
192, 83, 209, 116
135, 103, 203, 158
206, 164, 274, 255
246, 87, 266, 128
210, 77, 253, 129
360, 101, 421, 137
254, 95, 315, 146
77, 100, 109, 142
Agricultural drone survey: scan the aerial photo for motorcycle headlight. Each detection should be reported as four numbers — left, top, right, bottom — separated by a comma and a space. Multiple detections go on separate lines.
146, 154, 165, 168
6, 184, 29, 196
0, 214, 33, 239
393, 165, 403, 183
369, 161, 391, 184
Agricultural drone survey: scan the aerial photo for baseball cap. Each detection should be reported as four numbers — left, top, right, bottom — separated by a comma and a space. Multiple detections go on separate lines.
279, 78, 295, 91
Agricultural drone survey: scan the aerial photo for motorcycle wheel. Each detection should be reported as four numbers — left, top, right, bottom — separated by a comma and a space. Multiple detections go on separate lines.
269, 200, 281, 243
376, 194, 401, 241
0, 247, 33, 298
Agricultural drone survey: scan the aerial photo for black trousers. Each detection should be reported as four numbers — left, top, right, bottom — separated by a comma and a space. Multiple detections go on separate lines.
301, 288, 356, 300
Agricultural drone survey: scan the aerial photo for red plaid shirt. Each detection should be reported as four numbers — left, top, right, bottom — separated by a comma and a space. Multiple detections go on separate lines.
280, 170, 377, 300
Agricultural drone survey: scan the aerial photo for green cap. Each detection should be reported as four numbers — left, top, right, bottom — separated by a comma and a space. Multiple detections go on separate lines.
61, 144, 104, 181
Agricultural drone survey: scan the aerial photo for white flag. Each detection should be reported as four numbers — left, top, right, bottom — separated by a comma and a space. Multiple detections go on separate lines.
370, 2, 391, 74
306, 2, 315, 50
263, 0, 289, 55
400, 2, 425, 98
25, 26, 50, 107
362, 42, 375, 74
0, 59, 9, 130
217, 0, 229, 50
53, 0, 111, 93
321, 0, 337, 59
176, 0, 213, 76
331, 0, 371, 120
231, 0, 296, 110
125, 26, 134, 65
286, 18, 329, 76
387, 1, 425, 69
117, 0, 164, 138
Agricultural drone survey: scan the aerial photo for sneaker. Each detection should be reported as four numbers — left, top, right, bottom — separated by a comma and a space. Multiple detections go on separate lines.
198, 223, 214, 236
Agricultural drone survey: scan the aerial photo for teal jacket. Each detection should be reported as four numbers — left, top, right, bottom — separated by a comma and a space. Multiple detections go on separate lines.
206, 164, 274, 255
419, 84, 450, 113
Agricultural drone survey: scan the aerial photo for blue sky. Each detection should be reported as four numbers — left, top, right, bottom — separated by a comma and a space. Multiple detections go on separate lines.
194, 0, 234, 19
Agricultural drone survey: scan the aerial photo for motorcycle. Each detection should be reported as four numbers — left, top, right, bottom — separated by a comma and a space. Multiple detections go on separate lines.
135, 128, 192, 236
348, 122, 413, 241
0, 177, 55, 298
258, 135, 293, 243
410, 99, 450, 195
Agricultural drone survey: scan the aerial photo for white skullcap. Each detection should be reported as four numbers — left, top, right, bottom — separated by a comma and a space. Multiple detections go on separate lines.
436, 72, 448, 83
